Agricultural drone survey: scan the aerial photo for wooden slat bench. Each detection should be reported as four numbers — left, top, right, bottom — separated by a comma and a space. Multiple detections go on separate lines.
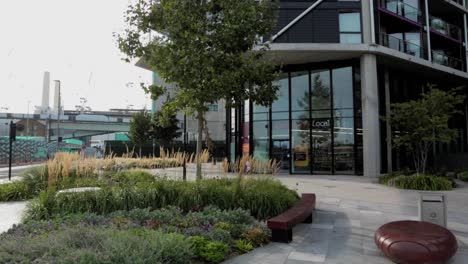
267, 193, 316, 243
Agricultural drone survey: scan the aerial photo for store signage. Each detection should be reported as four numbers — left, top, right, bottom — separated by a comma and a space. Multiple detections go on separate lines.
312, 119, 330, 128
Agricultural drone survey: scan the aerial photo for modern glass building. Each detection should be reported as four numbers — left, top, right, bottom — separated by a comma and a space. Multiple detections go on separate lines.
227, 0, 468, 176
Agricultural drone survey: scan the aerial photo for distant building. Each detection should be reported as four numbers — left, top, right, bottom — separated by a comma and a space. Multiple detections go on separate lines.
150, 72, 227, 143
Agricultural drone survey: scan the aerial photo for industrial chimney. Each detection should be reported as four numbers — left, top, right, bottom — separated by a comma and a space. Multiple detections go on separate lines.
53, 80, 60, 114
40, 71, 50, 114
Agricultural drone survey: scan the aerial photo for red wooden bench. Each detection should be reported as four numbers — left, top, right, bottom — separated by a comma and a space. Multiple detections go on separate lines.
267, 193, 316, 243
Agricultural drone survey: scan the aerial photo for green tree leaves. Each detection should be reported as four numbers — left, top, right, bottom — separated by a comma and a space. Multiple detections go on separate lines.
129, 111, 152, 157
387, 86, 465, 174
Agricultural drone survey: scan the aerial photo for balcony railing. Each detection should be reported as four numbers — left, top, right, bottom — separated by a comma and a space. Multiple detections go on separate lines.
432, 50, 464, 70
380, 0, 421, 23
429, 16, 462, 41
380, 33, 425, 59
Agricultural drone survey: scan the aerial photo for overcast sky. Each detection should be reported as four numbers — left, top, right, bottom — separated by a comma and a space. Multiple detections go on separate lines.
0, 0, 152, 114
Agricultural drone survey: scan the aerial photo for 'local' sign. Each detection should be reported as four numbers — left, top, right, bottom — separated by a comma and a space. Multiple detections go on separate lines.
312, 119, 330, 128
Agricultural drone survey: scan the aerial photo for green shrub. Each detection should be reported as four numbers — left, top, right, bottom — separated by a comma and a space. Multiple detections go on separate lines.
207, 228, 232, 245
378, 173, 398, 185
199, 241, 229, 263
388, 175, 452, 191
25, 177, 298, 221
234, 239, 253, 253
214, 221, 234, 232
0, 227, 193, 264
0, 167, 49, 202
241, 178, 299, 219
241, 227, 269, 247
104, 170, 156, 186
458, 171, 468, 182
0, 181, 29, 201
188, 236, 209, 257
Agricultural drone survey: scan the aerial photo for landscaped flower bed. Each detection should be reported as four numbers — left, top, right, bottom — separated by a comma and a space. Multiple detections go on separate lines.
0, 152, 182, 202
1, 207, 268, 263
0, 153, 300, 263
25, 176, 298, 221
379, 173, 453, 191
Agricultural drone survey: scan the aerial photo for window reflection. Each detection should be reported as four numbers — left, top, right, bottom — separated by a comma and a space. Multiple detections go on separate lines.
240, 65, 359, 175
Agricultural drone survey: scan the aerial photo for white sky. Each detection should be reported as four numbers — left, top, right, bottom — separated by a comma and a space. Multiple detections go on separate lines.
0, 0, 152, 113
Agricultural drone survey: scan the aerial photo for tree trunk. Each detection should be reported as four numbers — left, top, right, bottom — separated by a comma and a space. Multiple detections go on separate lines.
196, 111, 204, 181
139, 147, 142, 158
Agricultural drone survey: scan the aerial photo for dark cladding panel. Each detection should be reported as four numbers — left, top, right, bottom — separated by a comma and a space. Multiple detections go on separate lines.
312, 9, 339, 43
275, 8, 305, 43
272, 0, 361, 43
286, 10, 315, 43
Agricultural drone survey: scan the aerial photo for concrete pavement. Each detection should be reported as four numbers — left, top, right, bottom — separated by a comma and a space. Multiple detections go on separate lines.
225, 175, 468, 264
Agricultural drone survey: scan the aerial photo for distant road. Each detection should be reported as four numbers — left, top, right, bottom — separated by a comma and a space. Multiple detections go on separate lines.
0, 164, 44, 179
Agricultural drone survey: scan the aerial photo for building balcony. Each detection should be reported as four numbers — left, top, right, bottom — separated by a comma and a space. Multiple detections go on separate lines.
380, 0, 421, 24
429, 16, 463, 42
432, 50, 464, 70
380, 33, 426, 59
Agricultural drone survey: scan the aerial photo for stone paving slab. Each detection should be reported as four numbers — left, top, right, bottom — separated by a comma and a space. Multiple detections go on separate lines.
0, 202, 27, 233
224, 175, 468, 264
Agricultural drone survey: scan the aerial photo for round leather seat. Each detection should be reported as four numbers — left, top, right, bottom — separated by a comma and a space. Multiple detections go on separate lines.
374, 221, 457, 264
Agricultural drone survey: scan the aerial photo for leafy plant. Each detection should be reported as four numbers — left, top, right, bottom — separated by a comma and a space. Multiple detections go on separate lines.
387, 175, 452, 191
151, 110, 181, 149
241, 227, 269, 247
234, 239, 253, 253
0, 227, 193, 264
199, 241, 230, 263
24, 178, 298, 221
458, 171, 468, 182
386, 86, 464, 175
129, 111, 152, 157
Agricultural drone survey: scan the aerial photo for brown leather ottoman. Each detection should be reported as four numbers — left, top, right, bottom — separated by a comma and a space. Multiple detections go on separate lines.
375, 221, 457, 264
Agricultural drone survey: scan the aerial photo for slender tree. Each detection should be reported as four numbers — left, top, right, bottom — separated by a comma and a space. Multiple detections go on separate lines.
128, 111, 152, 157
151, 110, 181, 149
117, 0, 280, 179
387, 86, 464, 175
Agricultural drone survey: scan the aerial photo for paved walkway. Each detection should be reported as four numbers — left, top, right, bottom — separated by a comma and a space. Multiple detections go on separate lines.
0, 202, 27, 233
225, 175, 468, 264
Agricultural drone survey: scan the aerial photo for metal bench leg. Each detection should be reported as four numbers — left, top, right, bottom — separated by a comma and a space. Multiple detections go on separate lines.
303, 213, 313, 224
271, 229, 292, 243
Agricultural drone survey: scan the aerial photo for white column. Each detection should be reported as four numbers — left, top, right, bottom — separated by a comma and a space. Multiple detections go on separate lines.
424, 0, 432, 61
384, 68, 392, 173
361, 0, 375, 44
361, 54, 381, 177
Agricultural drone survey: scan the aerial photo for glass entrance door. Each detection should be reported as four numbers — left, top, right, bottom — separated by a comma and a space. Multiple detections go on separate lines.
311, 120, 333, 174
272, 139, 290, 171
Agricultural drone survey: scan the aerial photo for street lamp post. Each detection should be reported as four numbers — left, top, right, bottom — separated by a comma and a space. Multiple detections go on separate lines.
26, 100, 30, 136
183, 113, 187, 181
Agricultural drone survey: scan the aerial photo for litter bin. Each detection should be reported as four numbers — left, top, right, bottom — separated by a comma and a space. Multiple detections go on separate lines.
419, 193, 447, 227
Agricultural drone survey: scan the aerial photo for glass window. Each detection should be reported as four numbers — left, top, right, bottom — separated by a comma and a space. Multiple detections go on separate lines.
334, 117, 355, 174
207, 104, 218, 112
272, 120, 290, 170
291, 71, 310, 120
332, 67, 354, 110
272, 75, 289, 112
253, 104, 269, 121
339, 12, 361, 44
291, 119, 310, 174
339, 13, 361, 32
340, 34, 362, 44
253, 121, 269, 161
311, 70, 331, 110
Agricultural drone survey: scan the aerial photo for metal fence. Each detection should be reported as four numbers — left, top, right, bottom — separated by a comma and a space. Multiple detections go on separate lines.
0, 137, 62, 165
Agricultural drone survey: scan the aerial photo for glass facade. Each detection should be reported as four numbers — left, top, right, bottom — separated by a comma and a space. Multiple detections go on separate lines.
230, 62, 362, 175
